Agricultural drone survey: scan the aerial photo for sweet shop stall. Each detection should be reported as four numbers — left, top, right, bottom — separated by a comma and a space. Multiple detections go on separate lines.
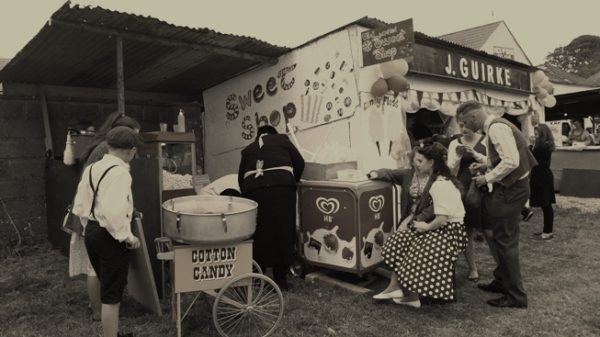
201, 17, 539, 276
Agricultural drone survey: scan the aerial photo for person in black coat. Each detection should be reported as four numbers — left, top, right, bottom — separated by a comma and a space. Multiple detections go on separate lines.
529, 124, 556, 240
238, 125, 305, 290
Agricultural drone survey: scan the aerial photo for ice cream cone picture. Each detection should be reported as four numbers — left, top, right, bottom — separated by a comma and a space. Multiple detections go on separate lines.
300, 94, 325, 125
386, 107, 403, 156
367, 105, 385, 156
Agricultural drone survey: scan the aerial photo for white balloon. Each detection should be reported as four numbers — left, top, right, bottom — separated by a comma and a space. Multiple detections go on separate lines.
396, 59, 410, 76
543, 95, 557, 108
534, 86, 548, 99
379, 59, 410, 78
532, 70, 545, 85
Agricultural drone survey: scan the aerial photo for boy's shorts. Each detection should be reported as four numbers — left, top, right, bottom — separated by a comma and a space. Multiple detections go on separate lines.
84, 221, 130, 304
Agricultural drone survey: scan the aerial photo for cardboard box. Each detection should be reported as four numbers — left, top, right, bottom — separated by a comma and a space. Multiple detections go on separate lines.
302, 161, 357, 181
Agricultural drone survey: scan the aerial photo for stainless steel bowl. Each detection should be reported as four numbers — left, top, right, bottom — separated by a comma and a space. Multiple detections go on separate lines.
162, 195, 258, 245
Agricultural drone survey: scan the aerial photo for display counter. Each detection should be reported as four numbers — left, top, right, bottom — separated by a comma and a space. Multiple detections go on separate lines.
551, 146, 600, 197
298, 179, 395, 276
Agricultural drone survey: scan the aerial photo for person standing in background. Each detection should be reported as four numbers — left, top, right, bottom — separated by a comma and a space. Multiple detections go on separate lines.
457, 101, 537, 309
69, 111, 141, 321
567, 118, 593, 146
238, 125, 305, 291
73, 127, 143, 337
529, 124, 556, 240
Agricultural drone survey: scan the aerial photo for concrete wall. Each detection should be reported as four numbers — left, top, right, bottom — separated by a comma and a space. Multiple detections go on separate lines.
0, 97, 46, 248
0, 88, 203, 249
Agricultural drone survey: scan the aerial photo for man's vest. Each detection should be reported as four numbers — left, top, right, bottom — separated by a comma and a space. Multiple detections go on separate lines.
487, 118, 538, 187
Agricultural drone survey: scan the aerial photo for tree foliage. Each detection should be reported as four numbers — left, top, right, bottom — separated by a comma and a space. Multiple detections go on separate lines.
545, 35, 600, 78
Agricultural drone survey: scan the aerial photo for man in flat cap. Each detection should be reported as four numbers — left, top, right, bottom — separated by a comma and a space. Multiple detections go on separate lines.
73, 126, 144, 337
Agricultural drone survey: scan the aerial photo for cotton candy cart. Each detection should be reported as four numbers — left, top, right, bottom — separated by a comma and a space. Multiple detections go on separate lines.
156, 195, 284, 337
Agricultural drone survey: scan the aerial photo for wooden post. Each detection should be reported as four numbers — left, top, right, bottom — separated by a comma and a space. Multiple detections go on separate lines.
116, 36, 125, 115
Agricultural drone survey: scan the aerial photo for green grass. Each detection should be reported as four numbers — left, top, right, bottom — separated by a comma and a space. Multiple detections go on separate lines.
1, 197, 599, 337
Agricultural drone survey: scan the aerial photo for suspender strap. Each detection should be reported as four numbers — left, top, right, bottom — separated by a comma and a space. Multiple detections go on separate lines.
88, 164, 119, 218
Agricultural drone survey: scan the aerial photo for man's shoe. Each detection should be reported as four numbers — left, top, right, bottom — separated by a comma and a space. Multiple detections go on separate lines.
477, 282, 505, 294
487, 296, 527, 308
522, 209, 534, 221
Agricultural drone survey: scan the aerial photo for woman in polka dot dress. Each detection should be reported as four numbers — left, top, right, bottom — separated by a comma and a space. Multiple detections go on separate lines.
374, 142, 467, 308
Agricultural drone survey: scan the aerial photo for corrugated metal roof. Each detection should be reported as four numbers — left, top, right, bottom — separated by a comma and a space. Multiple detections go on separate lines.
586, 71, 600, 86
437, 21, 502, 50
0, 1, 289, 97
539, 64, 595, 86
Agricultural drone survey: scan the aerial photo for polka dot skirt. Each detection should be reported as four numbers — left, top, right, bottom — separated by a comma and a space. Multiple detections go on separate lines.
382, 221, 467, 301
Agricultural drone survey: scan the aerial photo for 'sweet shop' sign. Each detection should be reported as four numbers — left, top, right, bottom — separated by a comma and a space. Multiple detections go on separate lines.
361, 19, 414, 67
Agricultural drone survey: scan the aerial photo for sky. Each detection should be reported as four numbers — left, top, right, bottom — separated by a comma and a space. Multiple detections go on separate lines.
0, 0, 598, 65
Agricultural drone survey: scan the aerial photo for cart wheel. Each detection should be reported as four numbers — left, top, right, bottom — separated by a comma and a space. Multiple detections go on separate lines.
252, 259, 263, 274
213, 273, 284, 337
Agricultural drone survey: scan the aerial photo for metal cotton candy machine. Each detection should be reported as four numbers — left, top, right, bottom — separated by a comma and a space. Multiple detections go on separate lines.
162, 195, 258, 245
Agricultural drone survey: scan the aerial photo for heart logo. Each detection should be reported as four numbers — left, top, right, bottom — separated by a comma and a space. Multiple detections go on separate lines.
316, 197, 340, 215
368, 195, 384, 213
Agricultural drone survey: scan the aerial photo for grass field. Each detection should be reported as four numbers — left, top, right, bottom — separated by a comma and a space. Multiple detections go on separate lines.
0, 196, 599, 337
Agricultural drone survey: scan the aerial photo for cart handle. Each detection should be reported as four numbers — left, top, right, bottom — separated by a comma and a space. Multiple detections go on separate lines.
154, 237, 174, 261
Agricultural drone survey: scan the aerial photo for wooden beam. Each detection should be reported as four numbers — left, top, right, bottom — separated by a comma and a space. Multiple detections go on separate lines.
124, 49, 204, 90
50, 19, 278, 65
116, 36, 125, 114
4, 82, 200, 105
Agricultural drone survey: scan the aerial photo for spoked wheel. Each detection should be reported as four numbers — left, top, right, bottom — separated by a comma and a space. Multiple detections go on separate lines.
213, 273, 284, 337
252, 259, 263, 275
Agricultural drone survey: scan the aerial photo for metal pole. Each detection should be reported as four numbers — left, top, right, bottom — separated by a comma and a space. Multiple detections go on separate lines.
177, 293, 181, 337
116, 36, 125, 114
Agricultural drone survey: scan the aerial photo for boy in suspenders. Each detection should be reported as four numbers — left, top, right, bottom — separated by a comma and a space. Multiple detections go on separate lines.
73, 126, 143, 337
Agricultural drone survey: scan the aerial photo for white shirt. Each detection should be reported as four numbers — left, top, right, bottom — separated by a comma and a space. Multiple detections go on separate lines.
72, 154, 135, 243
446, 137, 487, 177
429, 177, 465, 223
483, 115, 522, 184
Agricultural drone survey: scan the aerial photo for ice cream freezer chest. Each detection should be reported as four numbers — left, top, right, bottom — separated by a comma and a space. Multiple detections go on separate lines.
298, 180, 395, 276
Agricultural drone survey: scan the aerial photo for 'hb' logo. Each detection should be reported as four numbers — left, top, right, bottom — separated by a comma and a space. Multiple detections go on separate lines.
368, 195, 384, 213
316, 197, 340, 215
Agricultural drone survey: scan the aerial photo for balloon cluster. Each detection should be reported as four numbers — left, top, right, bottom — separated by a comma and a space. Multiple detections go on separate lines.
532, 70, 556, 108
371, 59, 410, 97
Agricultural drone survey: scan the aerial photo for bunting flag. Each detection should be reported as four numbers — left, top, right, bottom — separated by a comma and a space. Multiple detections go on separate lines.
394, 87, 532, 113
416, 91, 424, 106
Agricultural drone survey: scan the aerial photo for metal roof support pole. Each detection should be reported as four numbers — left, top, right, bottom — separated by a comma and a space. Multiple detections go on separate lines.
116, 36, 125, 115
